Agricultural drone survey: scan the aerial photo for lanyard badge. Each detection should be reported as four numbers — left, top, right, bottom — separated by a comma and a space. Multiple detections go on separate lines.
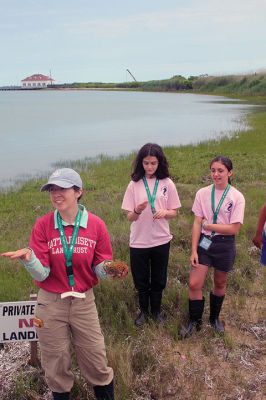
199, 236, 212, 250
142, 177, 159, 214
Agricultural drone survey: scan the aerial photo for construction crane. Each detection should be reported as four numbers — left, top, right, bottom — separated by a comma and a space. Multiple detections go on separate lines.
126, 69, 137, 82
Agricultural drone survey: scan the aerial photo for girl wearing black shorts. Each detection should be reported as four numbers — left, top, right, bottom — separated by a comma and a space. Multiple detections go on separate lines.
181, 156, 245, 338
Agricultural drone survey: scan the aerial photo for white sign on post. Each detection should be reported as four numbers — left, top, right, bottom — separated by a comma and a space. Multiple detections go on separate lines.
0, 301, 38, 342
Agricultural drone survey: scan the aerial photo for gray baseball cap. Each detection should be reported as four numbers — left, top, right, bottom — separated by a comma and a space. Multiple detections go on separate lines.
41, 168, 83, 191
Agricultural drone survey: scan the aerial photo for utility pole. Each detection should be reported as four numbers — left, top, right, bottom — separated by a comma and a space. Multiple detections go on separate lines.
126, 69, 137, 82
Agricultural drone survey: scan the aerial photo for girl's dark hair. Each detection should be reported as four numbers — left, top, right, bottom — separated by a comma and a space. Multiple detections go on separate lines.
210, 155, 233, 184
131, 143, 169, 181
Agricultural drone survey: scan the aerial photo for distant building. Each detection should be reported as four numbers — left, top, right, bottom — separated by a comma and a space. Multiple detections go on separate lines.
21, 74, 54, 88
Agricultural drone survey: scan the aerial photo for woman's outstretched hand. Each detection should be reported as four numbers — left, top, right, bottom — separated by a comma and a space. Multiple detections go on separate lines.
1, 248, 32, 262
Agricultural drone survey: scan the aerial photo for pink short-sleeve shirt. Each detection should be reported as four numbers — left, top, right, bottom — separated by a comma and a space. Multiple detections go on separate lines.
122, 177, 181, 248
192, 184, 245, 235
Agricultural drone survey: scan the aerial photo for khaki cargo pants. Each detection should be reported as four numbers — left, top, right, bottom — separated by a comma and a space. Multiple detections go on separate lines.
35, 288, 113, 393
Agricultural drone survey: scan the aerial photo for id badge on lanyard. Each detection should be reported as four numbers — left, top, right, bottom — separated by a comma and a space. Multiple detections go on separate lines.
199, 236, 212, 250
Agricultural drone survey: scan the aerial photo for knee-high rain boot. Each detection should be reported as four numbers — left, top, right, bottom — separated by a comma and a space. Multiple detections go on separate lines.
93, 379, 115, 400
180, 298, 205, 339
135, 290, 149, 327
150, 291, 165, 323
209, 292, 225, 334
52, 392, 70, 400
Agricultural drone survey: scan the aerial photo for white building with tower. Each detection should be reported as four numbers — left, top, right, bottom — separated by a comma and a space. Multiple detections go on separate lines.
21, 74, 54, 88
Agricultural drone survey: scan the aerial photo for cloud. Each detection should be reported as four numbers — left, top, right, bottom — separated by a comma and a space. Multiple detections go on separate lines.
59, 0, 266, 39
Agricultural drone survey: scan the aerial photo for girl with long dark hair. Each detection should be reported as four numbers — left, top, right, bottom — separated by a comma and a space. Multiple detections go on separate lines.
122, 143, 181, 326
181, 156, 245, 338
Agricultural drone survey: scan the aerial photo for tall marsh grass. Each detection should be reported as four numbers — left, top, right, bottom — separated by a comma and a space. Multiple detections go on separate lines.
0, 103, 266, 399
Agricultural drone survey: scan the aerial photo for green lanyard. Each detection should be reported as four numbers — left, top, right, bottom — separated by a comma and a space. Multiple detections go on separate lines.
211, 183, 231, 224
142, 176, 159, 214
57, 209, 82, 288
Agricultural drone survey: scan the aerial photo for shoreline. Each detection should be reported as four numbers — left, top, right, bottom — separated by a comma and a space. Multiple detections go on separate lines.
1, 71, 266, 96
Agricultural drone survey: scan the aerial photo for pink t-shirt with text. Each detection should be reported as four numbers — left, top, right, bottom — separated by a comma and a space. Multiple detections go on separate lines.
192, 184, 245, 235
122, 177, 181, 248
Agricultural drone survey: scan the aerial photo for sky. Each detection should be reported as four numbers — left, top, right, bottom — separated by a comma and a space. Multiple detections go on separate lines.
0, 0, 265, 86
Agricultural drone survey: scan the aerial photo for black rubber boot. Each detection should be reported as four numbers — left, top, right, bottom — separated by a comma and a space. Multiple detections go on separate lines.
150, 291, 165, 323
52, 392, 70, 400
135, 311, 148, 327
93, 379, 115, 400
180, 298, 205, 339
135, 291, 149, 327
209, 292, 225, 334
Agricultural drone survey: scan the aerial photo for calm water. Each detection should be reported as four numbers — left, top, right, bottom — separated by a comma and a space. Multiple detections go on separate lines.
0, 90, 254, 187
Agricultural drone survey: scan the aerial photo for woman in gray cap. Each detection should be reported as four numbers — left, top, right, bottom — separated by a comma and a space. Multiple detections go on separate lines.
2, 168, 126, 400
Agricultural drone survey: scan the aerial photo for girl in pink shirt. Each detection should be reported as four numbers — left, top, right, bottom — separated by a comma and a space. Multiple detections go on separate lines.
180, 156, 245, 338
122, 143, 181, 326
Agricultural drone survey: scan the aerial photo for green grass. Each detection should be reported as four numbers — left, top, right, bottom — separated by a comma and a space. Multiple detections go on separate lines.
193, 73, 266, 96
51, 71, 266, 96
0, 96, 266, 399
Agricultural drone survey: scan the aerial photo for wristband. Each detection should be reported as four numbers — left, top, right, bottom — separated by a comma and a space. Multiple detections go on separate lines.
134, 208, 141, 215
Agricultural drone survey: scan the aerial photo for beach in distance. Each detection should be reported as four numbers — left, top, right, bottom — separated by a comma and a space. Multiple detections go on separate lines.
0, 90, 255, 187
